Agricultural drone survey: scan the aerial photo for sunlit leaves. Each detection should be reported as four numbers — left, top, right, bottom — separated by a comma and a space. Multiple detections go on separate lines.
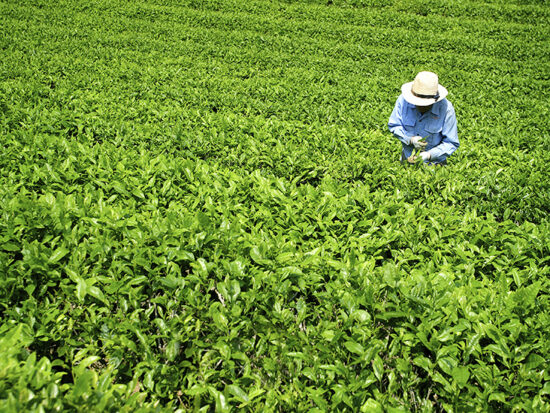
0, 0, 549, 411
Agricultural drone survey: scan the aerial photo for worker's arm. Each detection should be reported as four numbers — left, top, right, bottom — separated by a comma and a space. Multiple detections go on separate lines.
388, 96, 413, 146
426, 101, 459, 163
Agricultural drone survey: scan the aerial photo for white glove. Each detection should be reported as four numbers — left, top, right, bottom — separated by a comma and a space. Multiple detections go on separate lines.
410, 136, 427, 150
407, 150, 431, 164
420, 151, 431, 161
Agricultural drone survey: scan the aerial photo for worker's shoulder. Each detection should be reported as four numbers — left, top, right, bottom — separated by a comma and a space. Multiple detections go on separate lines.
395, 94, 409, 106
445, 98, 455, 108
437, 98, 456, 116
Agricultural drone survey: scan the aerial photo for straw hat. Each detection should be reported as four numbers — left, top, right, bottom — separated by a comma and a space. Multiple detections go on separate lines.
401, 71, 448, 106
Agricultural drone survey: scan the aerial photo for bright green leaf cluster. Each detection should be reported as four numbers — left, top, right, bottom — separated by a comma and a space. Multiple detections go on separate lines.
1, 0, 549, 411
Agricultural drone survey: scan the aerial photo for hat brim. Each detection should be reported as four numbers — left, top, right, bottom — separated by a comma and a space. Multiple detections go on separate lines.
401, 82, 448, 106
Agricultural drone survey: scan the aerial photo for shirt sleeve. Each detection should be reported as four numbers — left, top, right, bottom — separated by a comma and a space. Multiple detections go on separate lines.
388, 96, 411, 146
427, 100, 459, 162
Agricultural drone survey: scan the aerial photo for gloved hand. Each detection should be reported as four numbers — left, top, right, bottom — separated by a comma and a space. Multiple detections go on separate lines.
410, 136, 427, 150
407, 151, 431, 164
420, 151, 431, 162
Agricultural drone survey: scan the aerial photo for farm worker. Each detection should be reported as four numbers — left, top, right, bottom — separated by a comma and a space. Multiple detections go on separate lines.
388, 71, 459, 165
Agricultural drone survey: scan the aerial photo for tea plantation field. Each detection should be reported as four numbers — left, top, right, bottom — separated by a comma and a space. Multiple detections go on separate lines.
1, 0, 549, 411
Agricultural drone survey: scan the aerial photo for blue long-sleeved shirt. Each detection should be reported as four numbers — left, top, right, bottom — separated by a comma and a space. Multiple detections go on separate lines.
388, 95, 459, 164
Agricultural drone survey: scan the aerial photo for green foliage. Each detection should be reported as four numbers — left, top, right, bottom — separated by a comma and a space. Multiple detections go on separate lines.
1, 0, 549, 411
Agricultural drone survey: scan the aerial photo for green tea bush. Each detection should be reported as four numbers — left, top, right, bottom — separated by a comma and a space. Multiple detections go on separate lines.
1, 0, 548, 411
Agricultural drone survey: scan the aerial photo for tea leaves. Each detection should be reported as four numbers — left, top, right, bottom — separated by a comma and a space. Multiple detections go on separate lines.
1, 0, 549, 411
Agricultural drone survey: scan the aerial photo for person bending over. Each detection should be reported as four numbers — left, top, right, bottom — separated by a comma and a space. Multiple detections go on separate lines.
388, 71, 459, 165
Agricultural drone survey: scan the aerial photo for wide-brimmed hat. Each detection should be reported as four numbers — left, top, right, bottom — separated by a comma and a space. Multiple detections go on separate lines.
401, 71, 448, 106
